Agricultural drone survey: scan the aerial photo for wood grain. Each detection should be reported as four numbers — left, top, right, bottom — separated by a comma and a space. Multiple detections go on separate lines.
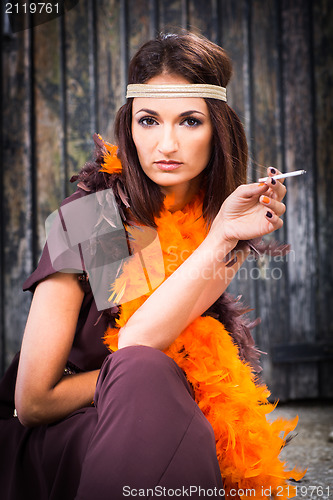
313, 0, 333, 398
33, 18, 63, 253
281, 0, 318, 397
220, 0, 258, 348
249, 0, 290, 399
1, 0, 332, 401
2, 27, 34, 367
64, 0, 94, 180
188, 0, 214, 37
96, 0, 123, 141
159, 0, 184, 31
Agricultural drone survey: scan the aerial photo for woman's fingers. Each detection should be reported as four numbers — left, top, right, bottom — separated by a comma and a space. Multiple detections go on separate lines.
264, 209, 284, 231
260, 170, 286, 231
266, 167, 287, 201
260, 195, 286, 216
267, 166, 285, 184
261, 172, 285, 231
236, 182, 268, 198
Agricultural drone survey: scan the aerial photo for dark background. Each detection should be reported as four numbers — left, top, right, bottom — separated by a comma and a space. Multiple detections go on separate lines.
1, 0, 332, 400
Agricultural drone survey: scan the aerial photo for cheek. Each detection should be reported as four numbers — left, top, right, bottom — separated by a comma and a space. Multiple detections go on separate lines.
132, 127, 146, 163
190, 130, 213, 164
132, 126, 155, 158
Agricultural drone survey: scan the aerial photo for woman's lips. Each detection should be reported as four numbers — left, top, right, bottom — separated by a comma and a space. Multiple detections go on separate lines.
155, 161, 182, 171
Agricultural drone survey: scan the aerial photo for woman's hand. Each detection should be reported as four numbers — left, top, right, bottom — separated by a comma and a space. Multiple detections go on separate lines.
210, 167, 287, 244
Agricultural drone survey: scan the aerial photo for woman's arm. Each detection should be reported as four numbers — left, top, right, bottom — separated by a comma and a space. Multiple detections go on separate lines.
15, 272, 99, 427
118, 179, 286, 350
118, 234, 247, 350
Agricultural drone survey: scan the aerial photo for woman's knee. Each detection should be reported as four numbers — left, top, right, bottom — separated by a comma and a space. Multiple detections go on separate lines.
94, 345, 193, 407
101, 345, 186, 384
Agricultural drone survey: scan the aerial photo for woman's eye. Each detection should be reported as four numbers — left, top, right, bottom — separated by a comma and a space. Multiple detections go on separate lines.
138, 117, 157, 127
182, 117, 201, 127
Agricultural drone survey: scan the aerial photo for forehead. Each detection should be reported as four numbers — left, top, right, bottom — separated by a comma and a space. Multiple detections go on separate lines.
131, 73, 209, 116
132, 96, 209, 116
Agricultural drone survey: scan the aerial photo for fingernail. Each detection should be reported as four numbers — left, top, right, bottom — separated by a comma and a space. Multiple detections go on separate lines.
270, 167, 276, 174
259, 183, 265, 187
271, 178, 276, 185
266, 211, 273, 218
262, 196, 270, 204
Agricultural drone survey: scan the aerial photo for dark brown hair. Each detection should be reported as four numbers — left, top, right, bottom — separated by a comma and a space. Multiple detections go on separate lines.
114, 32, 248, 227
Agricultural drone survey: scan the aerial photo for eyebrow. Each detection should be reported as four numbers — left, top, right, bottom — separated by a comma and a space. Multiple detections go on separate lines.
134, 108, 206, 117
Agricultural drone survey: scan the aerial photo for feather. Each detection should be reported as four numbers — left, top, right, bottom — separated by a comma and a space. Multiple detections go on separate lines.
245, 238, 291, 258
115, 180, 130, 208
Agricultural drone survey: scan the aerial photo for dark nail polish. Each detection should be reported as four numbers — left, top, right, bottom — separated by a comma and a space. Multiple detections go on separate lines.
266, 211, 273, 218
271, 178, 276, 185
270, 167, 276, 174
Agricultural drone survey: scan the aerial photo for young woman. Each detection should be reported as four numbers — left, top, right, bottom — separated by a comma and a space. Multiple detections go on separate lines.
0, 32, 303, 499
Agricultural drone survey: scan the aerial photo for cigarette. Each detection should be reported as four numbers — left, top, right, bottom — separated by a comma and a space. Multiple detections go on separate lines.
258, 169, 306, 182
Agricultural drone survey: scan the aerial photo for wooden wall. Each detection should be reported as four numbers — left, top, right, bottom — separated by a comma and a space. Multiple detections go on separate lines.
1, 0, 332, 400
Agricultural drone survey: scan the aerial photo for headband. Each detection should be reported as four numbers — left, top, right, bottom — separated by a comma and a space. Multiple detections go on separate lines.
126, 84, 227, 102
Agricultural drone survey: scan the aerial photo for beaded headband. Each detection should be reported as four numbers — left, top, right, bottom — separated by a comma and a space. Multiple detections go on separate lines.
126, 84, 227, 102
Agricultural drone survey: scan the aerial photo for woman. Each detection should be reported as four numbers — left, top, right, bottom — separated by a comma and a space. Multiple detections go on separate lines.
0, 32, 302, 499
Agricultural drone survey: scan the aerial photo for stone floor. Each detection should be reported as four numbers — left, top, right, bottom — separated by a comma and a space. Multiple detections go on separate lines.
269, 400, 333, 500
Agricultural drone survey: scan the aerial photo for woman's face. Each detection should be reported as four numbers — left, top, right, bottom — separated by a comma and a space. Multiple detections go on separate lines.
131, 74, 213, 202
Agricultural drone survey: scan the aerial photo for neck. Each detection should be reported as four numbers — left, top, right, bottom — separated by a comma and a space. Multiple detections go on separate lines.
161, 176, 203, 212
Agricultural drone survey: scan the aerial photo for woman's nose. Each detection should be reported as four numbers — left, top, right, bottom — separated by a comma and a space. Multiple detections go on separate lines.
157, 126, 178, 154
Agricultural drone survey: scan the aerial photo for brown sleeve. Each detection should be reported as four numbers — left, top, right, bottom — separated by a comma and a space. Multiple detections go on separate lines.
23, 189, 90, 293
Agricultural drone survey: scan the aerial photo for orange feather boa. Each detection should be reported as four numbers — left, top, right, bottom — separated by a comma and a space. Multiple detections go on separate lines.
101, 143, 305, 498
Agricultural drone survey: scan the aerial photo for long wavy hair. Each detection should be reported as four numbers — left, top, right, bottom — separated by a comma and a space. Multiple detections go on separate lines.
114, 32, 248, 227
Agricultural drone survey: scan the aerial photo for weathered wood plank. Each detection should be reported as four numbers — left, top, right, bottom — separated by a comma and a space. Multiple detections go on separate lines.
209, 0, 221, 45
149, 0, 160, 37
319, 363, 333, 398
249, 0, 290, 399
0, 2, 5, 374
64, 0, 94, 180
281, 0, 318, 397
2, 25, 34, 368
219, 0, 247, 121
312, 0, 333, 398
96, 0, 123, 142
289, 362, 318, 400
33, 18, 63, 253
219, 0, 257, 345
188, 0, 214, 38
87, 0, 98, 134
159, 0, 184, 31
128, 0, 151, 58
